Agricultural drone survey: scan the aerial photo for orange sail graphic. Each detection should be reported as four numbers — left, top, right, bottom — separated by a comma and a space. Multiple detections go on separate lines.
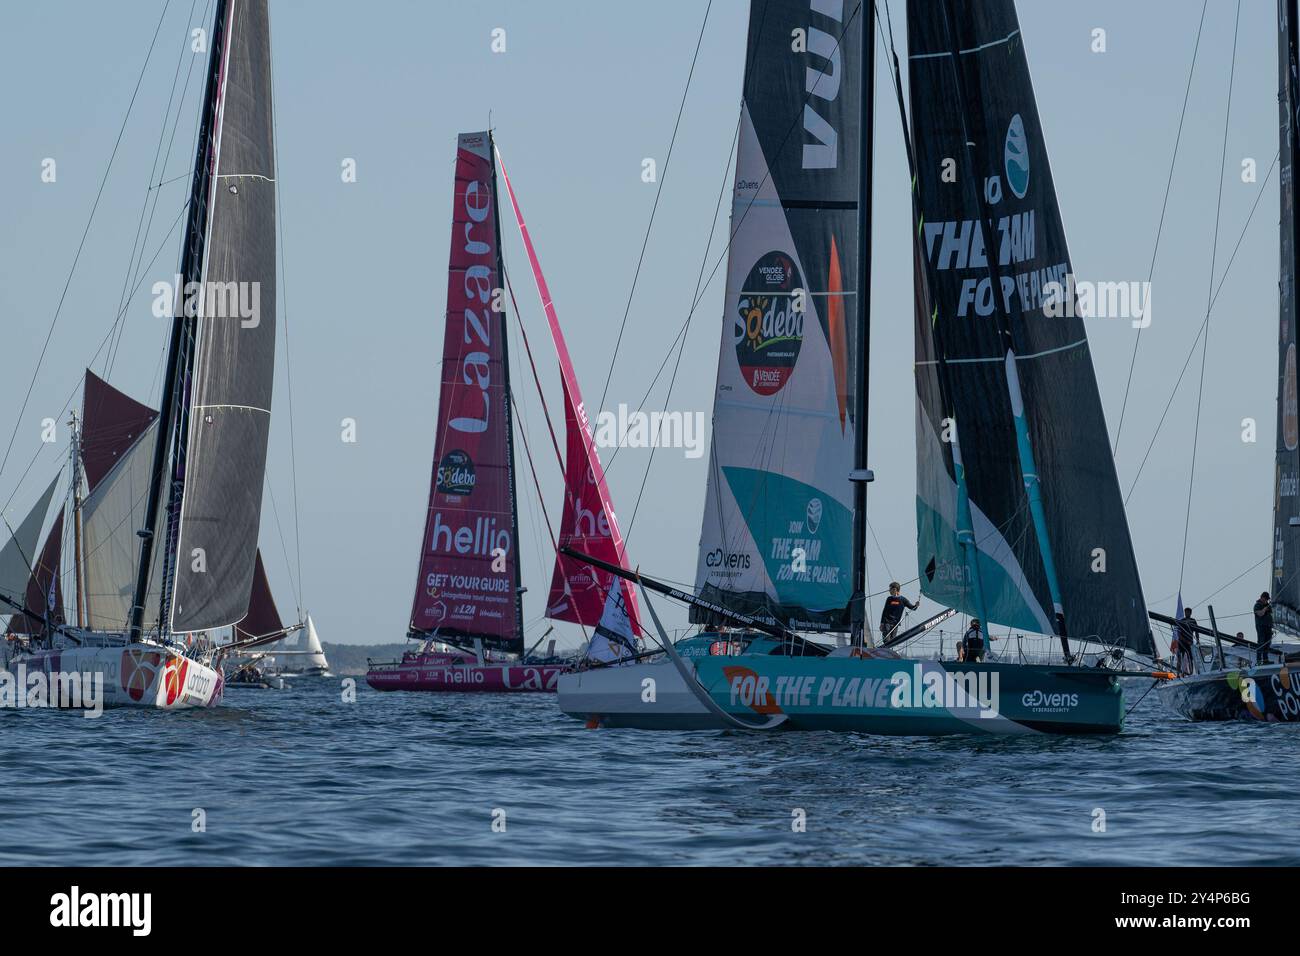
827, 236, 849, 432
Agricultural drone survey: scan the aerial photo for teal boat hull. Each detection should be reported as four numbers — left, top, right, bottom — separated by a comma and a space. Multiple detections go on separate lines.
559, 640, 1125, 735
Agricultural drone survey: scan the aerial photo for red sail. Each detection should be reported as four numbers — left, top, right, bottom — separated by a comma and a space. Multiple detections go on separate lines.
234, 550, 284, 641
81, 370, 158, 492
495, 153, 640, 635
408, 132, 521, 653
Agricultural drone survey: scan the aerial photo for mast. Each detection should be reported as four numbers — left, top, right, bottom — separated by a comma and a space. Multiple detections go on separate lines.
489, 131, 526, 651
67, 410, 85, 628
126, 0, 230, 642
849, 0, 876, 649
936, 0, 1070, 661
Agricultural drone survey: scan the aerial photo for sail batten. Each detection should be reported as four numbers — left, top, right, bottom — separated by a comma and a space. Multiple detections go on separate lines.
909, 0, 1152, 654
409, 132, 522, 654
692, 0, 864, 632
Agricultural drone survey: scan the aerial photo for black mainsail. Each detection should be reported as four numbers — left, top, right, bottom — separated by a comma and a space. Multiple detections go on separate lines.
128, 0, 276, 639
908, 0, 1153, 654
1274, 0, 1300, 633
692, 0, 864, 632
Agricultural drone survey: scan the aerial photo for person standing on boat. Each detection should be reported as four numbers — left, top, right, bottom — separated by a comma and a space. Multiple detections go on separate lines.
879, 583, 919, 643
958, 619, 991, 663
1253, 592, 1274, 666
1173, 608, 1198, 676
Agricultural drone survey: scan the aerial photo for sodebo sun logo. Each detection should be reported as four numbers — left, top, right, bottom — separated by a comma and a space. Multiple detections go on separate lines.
1004, 113, 1030, 199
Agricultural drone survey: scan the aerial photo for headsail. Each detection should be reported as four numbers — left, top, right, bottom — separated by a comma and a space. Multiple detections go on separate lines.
79, 374, 163, 630
8, 508, 64, 639
692, 0, 863, 631
1273, 0, 1300, 634
409, 132, 522, 654
0, 478, 58, 608
233, 550, 283, 641
170, 0, 278, 633
908, 0, 1152, 653
495, 154, 641, 637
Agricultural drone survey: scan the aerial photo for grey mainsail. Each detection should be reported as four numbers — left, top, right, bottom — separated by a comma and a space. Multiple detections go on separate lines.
170, 0, 277, 633
908, 0, 1152, 654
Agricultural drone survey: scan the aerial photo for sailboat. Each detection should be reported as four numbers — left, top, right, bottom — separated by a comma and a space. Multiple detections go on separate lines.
262, 613, 331, 678
222, 552, 307, 688
365, 131, 640, 695
0, 0, 284, 709
557, 0, 1165, 733
1154, 0, 1300, 722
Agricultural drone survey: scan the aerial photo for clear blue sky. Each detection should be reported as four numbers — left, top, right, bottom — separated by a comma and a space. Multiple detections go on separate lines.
0, 1, 1281, 646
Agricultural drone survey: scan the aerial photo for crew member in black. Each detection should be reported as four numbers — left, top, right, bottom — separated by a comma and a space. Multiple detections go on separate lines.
958, 619, 994, 663
879, 582, 919, 643
1254, 591, 1274, 666
1173, 607, 1197, 676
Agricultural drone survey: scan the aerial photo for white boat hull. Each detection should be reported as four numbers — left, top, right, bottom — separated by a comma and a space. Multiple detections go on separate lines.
10, 644, 223, 710
557, 661, 723, 729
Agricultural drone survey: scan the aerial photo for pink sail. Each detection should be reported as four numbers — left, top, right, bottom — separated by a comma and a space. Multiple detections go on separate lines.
409, 132, 522, 653
495, 152, 640, 637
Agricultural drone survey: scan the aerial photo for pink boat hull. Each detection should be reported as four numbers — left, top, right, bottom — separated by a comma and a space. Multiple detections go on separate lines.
365, 651, 568, 693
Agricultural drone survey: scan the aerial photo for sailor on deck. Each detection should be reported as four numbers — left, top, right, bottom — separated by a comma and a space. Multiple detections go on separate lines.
879, 582, 918, 643
1173, 608, 1197, 676
957, 619, 994, 663
1253, 592, 1274, 666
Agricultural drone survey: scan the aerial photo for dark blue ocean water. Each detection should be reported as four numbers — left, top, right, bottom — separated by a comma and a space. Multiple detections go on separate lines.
1, 678, 1294, 866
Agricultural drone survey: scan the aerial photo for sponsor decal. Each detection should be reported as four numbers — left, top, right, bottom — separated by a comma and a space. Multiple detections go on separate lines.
734, 251, 805, 396
721, 663, 1000, 718
705, 547, 751, 571
1021, 688, 1079, 713
1285, 344, 1298, 452
1004, 113, 1030, 199
120, 649, 164, 704
436, 449, 477, 496
806, 497, 823, 535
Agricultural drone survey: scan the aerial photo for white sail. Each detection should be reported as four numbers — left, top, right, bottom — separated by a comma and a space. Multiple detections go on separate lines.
0, 477, 59, 611
81, 423, 166, 631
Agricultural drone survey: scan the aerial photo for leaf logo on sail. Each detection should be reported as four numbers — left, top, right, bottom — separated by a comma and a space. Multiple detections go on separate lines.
436, 449, 477, 496
1004, 113, 1030, 200
734, 251, 805, 396
806, 497, 823, 535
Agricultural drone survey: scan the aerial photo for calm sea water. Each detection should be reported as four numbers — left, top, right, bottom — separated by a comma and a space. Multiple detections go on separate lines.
1, 677, 1294, 866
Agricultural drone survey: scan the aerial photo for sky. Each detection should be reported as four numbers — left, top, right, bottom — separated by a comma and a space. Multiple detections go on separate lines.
0, 0, 1283, 649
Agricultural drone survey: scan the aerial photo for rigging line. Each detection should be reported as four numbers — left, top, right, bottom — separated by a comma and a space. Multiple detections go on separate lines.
1178, 0, 1241, 595
623, 115, 739, 544
0, 0, 171, 486
604, 112, 741, 479
502, 265, 564, 476
1123, 150, 1277, 505
508, 391, 557, 551
1112, 0, 1209, 457
269, 17, 304, 617
594, 0, 713, 423
264, 478, 299, 615
108, 0, 197, 379
109, 0, 213, 378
